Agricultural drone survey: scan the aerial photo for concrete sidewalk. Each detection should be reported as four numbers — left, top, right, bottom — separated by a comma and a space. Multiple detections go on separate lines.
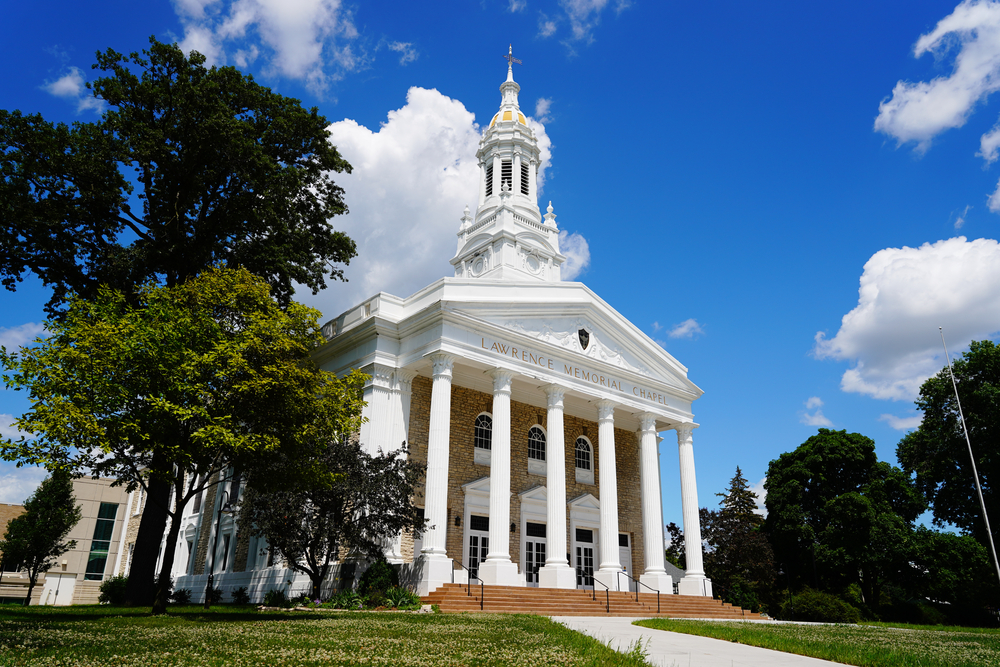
551, 616, 848, 667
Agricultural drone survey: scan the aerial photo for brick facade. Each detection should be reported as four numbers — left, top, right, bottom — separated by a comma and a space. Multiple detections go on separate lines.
406, 374, 646, 580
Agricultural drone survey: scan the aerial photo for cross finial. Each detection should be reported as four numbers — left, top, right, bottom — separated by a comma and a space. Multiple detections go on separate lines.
503, 44, 522, 71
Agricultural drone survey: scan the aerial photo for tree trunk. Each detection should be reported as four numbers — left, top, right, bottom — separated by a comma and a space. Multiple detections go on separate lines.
151, 505, 185, 615
310, 573, 322, 601
125, 475, 170, 606
23, 567, 39, 606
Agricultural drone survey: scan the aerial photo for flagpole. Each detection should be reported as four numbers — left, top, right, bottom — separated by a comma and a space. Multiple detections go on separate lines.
939, 327, 1000, 587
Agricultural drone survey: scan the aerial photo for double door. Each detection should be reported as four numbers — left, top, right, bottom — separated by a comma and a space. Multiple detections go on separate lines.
524, 522, 546, 587
467, 515, 489, 580
575, 528, 595, 589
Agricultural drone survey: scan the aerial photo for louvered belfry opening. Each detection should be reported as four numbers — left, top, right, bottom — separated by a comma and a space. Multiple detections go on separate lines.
501, 160, 512, 190
485, 163, 494, 196
520, 163, 530, 195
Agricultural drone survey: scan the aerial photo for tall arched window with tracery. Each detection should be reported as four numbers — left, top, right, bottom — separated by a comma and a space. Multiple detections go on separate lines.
575, 436, 594, 484
474, 413, 493, 465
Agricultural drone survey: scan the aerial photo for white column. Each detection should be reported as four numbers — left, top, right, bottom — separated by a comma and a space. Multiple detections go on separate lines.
594, 399, 623, 592
538, 385, 575, 589
478, 368, 522, 586
675, 423, 712, 597
386, 368, 417, 564
359, 364, 394, 456
418, 353, 455, 595
637, 413, 672, 593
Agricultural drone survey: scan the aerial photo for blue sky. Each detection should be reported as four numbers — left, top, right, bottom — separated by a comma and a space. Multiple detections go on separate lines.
3, 0, 1000, 531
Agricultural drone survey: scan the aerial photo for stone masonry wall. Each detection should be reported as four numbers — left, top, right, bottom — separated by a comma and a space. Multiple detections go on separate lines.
405, 375, 646, 580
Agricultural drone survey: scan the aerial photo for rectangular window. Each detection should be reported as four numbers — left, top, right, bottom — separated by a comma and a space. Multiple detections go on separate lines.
501, 160, 512, 190
228, 469, 241, 503
485, 164, 494, 196
618, 534, 629, 547
575, 528, 593, 544
220, 534, 231, 572
84, 502, 118, 581
192, 475, 203, 513
470, 515, 490, 532
520, 163, 530, 195
526, 522, 546, 538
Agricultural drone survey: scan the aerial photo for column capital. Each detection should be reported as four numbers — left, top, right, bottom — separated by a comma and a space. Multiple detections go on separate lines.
365, 363, 394, 389
543, 384, 566, 407
672, 422, 697, 442
393, 367, 418, 392
637, 412, 658, 433
489, 367, 515, 393
595, 399, 616, 422
429, 353, 455, 378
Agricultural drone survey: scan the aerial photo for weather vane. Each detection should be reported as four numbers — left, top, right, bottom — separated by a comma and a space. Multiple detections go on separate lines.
504, 44, 522, 69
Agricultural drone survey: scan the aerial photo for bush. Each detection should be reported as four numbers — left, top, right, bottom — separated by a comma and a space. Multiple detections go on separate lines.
780, 588, 861, 624
326, 590, 362, 610
231, 586, 251, 605
385, 585, 421, 609
358, 559, 398, 596
170, 588, 192, 605
98, 575, 128, 605
262, 589, 288, 608
208, 587, 225, 604
364, 590, 387, 609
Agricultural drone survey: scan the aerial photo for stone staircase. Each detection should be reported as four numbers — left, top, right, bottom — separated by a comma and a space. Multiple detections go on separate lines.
423, 583, 761, 618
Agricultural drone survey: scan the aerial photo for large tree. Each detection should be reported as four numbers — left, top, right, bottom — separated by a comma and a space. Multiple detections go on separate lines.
897, 340, 1000, 548
764, 429, 924, 609
1, 267, 366, 614
239, 439, 425, 600
702, 467, 775, 612
0, 37, 355, 604
0, 471, 81, 605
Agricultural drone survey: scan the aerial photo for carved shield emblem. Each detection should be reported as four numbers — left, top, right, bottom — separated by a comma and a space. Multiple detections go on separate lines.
578, 328, 590, 350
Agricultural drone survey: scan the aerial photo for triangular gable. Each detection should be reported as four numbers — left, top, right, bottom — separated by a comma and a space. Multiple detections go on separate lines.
518, 485, 547, 502
568, 492, 600, 510
462, 476, 490, 495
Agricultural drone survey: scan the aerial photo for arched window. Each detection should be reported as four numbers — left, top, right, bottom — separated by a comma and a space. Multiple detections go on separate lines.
474, 414, 492, 450
575, 437, 595, 485
527, 426, 546, 461
474, 413, 493, 466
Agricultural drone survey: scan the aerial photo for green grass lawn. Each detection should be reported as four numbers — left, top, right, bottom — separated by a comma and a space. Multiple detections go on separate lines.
634, 618, 1000, 667
0, 605, 649, 666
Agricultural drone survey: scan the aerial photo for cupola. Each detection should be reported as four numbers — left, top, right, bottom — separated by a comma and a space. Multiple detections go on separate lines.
451, 47, 566, 282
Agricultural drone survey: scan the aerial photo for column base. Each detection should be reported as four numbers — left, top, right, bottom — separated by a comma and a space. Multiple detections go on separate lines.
677, 575, 712, 597
477, 558, 523, 587
639, 572, 674, 595
593, 568, 626, 593
538, 564, 577, 590
416, 555, 454, 596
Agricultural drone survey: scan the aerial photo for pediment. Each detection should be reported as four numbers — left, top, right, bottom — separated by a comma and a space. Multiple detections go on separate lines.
568, 493, 600, 510
518, 485, 547, 502
463, 476, 490, 495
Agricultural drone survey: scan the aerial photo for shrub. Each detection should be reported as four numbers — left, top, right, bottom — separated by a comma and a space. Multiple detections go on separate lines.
327, 590, 362, 610
262, 589, 288, 608
231, 587, 251, 605
385, 585, 421, 609
170, 588, 192, 605
208, 587, 225, 604
364, 590, 387, 609
98, 575, 128, 605
358, 559, 398, 596
780, 588, 861, 624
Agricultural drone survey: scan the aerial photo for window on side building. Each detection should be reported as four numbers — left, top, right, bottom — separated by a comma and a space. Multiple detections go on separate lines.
474, 413, 493, 465
84, 502, 118, 580
574, 437, 595, 485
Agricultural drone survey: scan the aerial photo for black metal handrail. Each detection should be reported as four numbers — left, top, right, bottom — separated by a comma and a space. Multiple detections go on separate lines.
615, 570, 660, 614
575, 567, 609, 613
452, 560, 484, 611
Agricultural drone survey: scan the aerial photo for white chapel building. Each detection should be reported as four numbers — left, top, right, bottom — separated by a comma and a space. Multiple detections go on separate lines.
158, 56, 712, 602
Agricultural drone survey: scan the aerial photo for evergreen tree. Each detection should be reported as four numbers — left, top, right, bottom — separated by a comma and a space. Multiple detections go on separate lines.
0, 471, 81, 605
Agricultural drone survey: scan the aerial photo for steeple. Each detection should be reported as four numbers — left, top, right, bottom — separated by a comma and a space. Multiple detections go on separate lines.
451, 48, 566, 282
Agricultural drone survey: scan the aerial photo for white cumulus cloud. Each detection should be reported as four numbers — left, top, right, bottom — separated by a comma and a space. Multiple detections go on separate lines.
875, 0, 1000, 151
0, 323, 45, 352
0, 414, 34, 442
535, 97, 553, 124
173, 0, 363, 93
0, 465, 47, 504
42, 67, 105, 114
667, 319, 704, 339
748, 477, 767, 516
559, 230, 591, 280
879, 413, 924, 430
815, 236, 1000, 400
800, 397, 833, 427
302, 87, 574, 320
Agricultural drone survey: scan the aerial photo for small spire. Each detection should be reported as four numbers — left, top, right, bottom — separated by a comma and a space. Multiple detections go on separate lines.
503, 44, 521, 82
544, 201, 557, 227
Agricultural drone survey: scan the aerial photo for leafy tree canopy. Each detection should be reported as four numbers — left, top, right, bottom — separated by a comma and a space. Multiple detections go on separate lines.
897, 340, 1000, 546
0, 471, 81, 605
764, 429, 924, 609
0, 36, 354, 314
0, 266, 366, 613
239, 438, 425, 600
